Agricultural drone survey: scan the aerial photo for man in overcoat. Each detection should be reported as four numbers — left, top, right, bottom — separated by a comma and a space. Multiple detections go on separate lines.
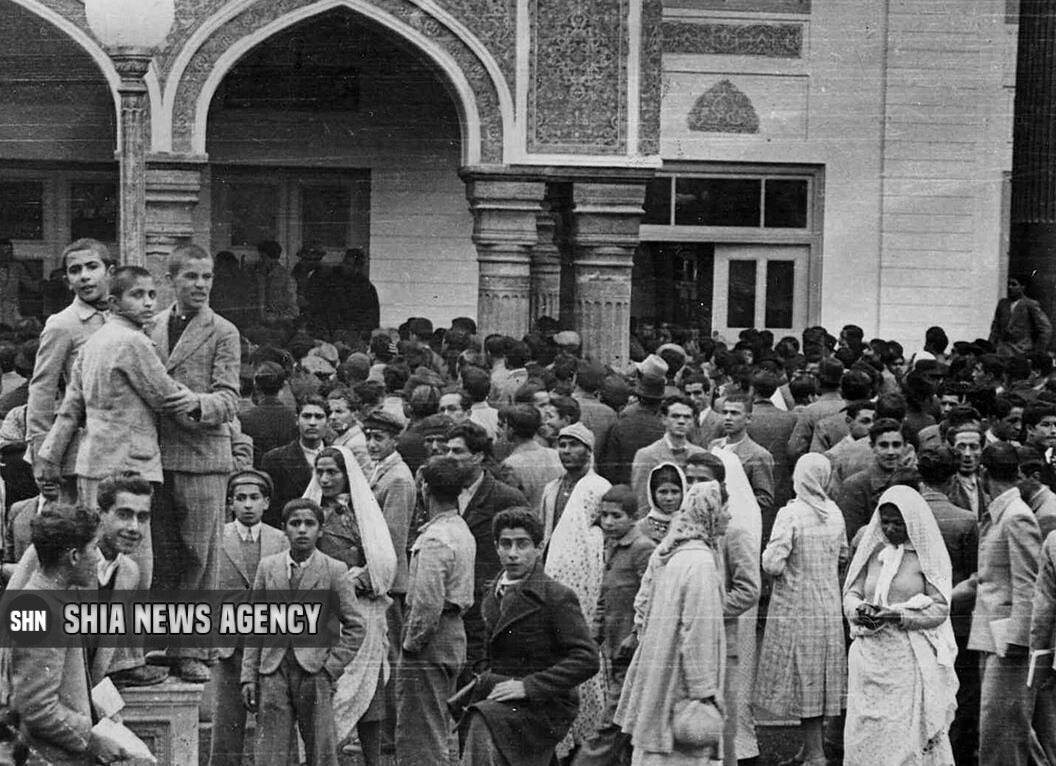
460, 507, 599, 766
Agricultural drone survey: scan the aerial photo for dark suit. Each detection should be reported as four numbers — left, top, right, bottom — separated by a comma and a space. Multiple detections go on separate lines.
461, 565, 600, 766
598, 407, 665, 485
260, 441, 314, 528
240, 397, 298, 468
747, 400, 798, 537
462, 472, 527, 669
989, 296, 1053, 353
210, 522, 288, 766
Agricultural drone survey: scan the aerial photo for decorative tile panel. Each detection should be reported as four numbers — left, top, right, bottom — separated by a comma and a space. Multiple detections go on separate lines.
663, 22, 803, 58
155, 0, 233, 82
528, 0, 628, 154
664, 0, 809, 13
639, 0, 663, 155
435, 0, 517, 90
687, 79, 759, 133
170, 0, 506, 162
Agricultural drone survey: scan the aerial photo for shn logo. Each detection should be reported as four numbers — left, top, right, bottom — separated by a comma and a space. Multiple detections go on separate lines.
4, 594, 52, 647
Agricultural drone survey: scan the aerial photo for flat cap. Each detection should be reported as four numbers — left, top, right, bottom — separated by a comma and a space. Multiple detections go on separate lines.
558, 422, 595, 451
227, 468, 274, 497
362, 409, 405, 435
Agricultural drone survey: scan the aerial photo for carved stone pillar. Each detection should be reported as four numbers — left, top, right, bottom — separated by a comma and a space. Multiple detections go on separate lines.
530, 207, 562, 324
112, 51, 152, 266
571, 181, 647, 368
121, 678, 202, 766
144, 157, 205, 306
464, 176, 546, 339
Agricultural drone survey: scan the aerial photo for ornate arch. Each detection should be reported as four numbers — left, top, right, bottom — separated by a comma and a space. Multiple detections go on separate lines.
164, 0, 512, 164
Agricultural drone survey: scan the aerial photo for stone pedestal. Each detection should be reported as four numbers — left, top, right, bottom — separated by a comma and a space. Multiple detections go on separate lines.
463, 175, 546, 339
530, 208, 562, 324
120, 678, 203, 766
570, 181, 647, 368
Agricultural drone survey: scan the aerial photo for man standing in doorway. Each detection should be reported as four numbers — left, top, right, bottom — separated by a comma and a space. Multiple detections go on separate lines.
150, 244, 241, 683
989, 275, 1053, 354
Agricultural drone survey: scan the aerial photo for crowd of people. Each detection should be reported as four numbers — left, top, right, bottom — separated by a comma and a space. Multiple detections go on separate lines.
2, 236, 1056, 766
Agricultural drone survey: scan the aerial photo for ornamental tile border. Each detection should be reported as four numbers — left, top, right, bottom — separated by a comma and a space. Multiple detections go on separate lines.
638, 0, 662, 155
169, 0, 505, 162
528, 0, 628, 155
662, 21, 802, 58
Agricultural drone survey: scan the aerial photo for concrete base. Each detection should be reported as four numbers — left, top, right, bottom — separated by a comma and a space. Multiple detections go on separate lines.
122, 678, 203, 766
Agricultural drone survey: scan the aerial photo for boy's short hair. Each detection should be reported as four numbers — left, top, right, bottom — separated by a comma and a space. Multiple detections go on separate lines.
500, 404, 541, 440
326, 386, 359, 410
982, 442, 1020, 482
97, 472, 153, 513
723, 393, 753, 413
492, 507, 544, 546
298, 395, 330, 416
108, 265, 152, 298
61, 237, 110, 271
844, 400, 876, 420
600, 484, 640, 518
548, 395, 581, 424
32, 505, 99, 568
685, 452, 726, 482
167, 243, 211, 276
660, 394, 694, 415
750, 371, 780, 399
916, 447, 958, 486
446, 421, 491, 456
1023, 401, 1056, 429
282, 498, 324, 525
868, 419, 903, 445
421, 456, 466, 503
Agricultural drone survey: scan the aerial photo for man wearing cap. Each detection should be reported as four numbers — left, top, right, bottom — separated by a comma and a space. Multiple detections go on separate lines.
573, 361, 617, 458
362, 408, 416, 748
629, 394, 706, 513
241, 362, 298, 467
149, 244, 241, 683
540, 422, 610, 542
211, 468, 289, 766
599, 374, 668, 486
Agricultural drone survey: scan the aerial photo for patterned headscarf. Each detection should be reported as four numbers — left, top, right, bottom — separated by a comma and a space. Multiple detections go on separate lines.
792, 453, 841, 520
655, 480, 730, 562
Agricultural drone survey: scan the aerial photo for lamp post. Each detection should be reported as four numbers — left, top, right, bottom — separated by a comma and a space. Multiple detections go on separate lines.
85, 0, 174, 267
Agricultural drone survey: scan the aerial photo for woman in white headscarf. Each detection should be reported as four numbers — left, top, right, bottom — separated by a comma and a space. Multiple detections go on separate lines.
303, 445, 396, 766
615, 480, 730, 765
754, 454, 848, 766
544, 422, 612, 758
843, 484, 958, 766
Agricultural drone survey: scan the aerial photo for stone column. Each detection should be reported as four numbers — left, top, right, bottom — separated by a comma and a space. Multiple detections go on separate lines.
111, 50, 152, 267
1012, 0, 1056, 317
570, 181, 647, 368
464, 176, 546, 339
144, 157, 205, 305
530, 206, 562, 324
121, 678, 203, 765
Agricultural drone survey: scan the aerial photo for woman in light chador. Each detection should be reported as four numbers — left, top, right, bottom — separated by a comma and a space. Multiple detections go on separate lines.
754, 454, 848, 766
615, 480, 729, 765
843, 485, 958, 766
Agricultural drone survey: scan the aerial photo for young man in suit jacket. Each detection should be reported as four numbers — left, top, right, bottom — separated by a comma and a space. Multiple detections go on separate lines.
26, 238, 110, 495
444, 421, 527, 675
241, 498, 365, 766
261, 396, 329, 528
36, 266, 201, 591
989, 275, 1053, 354
148, 245, 241, 683
459, 507, 599, 766
209, 469, 289, 766
956, 443, 1045, 765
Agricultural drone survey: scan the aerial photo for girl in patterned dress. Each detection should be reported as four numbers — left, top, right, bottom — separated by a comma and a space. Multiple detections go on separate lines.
755, 454, 848, 766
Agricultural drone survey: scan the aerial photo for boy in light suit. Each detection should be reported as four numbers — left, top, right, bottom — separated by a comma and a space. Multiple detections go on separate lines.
241, 498, 365, 766
209, 469, 288, 766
